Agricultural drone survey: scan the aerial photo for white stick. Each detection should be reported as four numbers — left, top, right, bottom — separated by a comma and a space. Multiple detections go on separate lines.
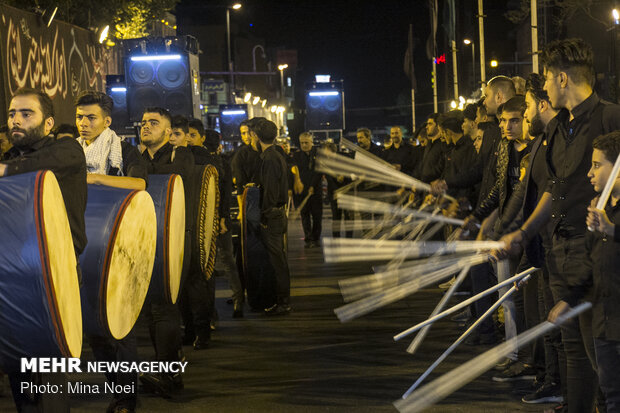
323, 238, 503, 263
337, 195, 465, 226
317, 148, 432, 192
394, 302, 592, 412
402, 274, 532, 396
339, 253, 487, 303
393, 267, 539, 341
589, 153, 620, 231
334, 255, 490, 323
406, 264, 472, 355
340, 137, 394, 167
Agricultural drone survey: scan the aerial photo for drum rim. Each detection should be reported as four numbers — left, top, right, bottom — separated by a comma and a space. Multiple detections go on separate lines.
163, 174, 177, 304
34, 171, 74, 357
98, 189, 141, 336
197, 165, 220, 279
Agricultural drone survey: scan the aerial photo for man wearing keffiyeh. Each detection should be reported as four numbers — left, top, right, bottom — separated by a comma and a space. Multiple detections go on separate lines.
75, 91, 146, 190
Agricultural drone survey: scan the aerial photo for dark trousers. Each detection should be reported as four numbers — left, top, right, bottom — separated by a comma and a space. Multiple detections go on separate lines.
180, 271, 215, 341
469, 262, 497, 336
9, 373, 68, 413
517, 255, 541, 367
260, 208, 290, 304
330, 199, 353, 238
547, 235, 598, 413
299, 193, 322, 242
215, 230, 244, 304
595, 338, 620, 413
144, 301, 182, 361
87, 331, 138, 410
538, 264, 562, 387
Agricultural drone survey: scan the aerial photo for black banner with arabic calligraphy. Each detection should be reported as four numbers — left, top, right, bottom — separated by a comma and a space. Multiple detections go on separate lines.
0, 4, 107, 126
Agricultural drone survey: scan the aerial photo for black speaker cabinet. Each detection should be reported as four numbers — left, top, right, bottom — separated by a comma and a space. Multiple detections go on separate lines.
305, 81, 345, 131
105, 75, 132, 133
125, 52, 201, 122
219, 104, 248, 141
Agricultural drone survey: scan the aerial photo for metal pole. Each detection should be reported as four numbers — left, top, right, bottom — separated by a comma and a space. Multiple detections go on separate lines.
471, 42, 476, 91
531, 0, 539, 73
433, 61, 438, 112
478, 0, 486, 85
409, 24, 416, 132
280, 69, 285, 101
452, 40, 458, 99
226, 8, 234, 103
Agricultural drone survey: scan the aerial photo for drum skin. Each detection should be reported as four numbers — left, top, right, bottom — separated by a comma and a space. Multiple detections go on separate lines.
146, 174, 186, 304
80, 185, 157, 340
195, 164, 219, 279
0, 171, 82, 370
241, 186, 276, 310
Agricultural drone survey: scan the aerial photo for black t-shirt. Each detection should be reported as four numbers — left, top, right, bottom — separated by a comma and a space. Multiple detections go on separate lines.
3, 136, 88, 255
258, 145, 288, 213
231, 144, 261, 191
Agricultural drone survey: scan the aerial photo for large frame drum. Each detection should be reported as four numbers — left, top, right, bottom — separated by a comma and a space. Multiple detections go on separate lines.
195, 164, 219, 279
146, 174, 186, 304
0, 171, 82, 369
80, 185, 157, 340
241, 186, 276, 310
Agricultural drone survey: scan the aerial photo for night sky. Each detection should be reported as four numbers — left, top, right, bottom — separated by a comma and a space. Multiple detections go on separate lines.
177, 0, 514, 111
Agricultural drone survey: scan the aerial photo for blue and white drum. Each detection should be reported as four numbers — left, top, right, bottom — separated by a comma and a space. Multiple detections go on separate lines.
80, 184, 157, 340
145, 174, 186, 304
0, 171, 82, 370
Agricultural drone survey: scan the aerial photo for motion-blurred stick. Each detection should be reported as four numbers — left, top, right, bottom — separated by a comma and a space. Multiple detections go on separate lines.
394, 302, 592, 412
402, 274, 532, 396
406, 265, 472, 355
334, 255, 490, 323
393, 267, 538, 341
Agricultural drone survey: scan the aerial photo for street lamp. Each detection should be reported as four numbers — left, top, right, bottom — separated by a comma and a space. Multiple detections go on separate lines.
226, 3, 242, 103
463, 38, 475, 92
614, 8, 619, 25
490, 60, 498, 68
278, 64, 288, 102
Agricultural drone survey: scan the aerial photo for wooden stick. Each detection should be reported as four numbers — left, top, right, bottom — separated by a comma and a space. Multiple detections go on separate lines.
393, 267, 538, 341
403, 274, 532, 396
288, 192, 312, 220
394, 302, 592, 412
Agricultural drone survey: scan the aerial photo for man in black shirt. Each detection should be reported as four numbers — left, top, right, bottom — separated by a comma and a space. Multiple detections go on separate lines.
251, 117, 291, 315
356, 127, 383, 157
483, 75, 517, 118
232, 121, 261, 214
420, 114, 447, 182
1, 87, 87, 413
292, 132, 323, 247
138, 107, 195, 397
382, 126, 418, 175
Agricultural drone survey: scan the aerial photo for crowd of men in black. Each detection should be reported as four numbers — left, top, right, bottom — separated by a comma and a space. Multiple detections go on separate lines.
0, 88, 292, 412
1, 36, 620, 413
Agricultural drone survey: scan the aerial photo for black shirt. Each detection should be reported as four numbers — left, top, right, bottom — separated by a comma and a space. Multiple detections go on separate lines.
142, 143, 196, 231
441, 136, 478, 206
108, 140, 148, 182
231, 144, 261, 191
258, 145, 288, 213
546, 92, 620, 236
382, 142, 418, 176
586, 200, 620, 340
291, 147, 321, 195
3, 136, 88, 255
420, 139, 447, 182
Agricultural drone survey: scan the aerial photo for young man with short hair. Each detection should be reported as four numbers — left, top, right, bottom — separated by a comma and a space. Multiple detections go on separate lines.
251, 117, 291, 315
75, 91, 147, 190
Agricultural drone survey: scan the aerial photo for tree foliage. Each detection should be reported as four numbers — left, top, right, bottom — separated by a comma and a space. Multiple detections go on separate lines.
1, 0, 178, 39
